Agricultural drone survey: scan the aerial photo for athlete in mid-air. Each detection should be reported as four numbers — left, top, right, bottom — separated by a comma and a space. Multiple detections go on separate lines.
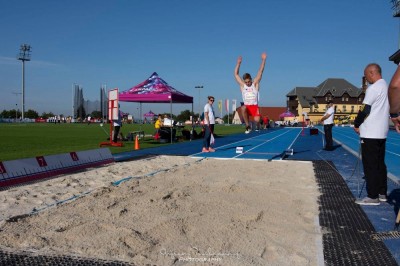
234, 52, 267, 133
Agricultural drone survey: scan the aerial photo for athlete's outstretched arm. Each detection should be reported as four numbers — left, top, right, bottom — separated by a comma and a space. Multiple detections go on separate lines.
234, 56, 244, 87
253, 52, 267, 86
389, 64, 400, 133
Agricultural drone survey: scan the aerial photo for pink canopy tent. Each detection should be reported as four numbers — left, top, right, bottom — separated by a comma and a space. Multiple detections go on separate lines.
143, 110, 156, 117
279, 110, 295, 119
119, 72, 193, 104
119, 72, 194, 142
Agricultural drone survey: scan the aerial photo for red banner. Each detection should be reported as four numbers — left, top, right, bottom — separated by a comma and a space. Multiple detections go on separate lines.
35, 118, 46, 123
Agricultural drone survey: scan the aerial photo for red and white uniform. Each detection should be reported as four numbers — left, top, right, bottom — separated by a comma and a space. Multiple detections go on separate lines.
242, 84, 260, 117
242, 84, 258, 105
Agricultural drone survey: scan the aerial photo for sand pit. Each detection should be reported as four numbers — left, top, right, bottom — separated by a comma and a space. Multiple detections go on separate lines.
0, 156, 322, 265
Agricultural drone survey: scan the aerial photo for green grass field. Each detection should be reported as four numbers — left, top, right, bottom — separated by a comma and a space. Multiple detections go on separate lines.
0, 122, 245, 161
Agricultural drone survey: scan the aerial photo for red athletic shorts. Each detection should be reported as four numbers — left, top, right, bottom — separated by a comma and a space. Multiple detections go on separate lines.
245, 105, 260, 117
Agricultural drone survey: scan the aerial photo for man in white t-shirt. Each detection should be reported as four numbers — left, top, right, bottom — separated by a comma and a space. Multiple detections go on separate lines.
320, 101, 335, 151
202, 96, 216, 153
354, 63, 389, 206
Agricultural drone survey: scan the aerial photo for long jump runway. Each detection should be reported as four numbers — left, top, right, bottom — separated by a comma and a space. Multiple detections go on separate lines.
192, 127, 302, 160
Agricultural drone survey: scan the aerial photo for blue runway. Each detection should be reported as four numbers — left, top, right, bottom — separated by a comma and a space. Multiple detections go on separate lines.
192, 128, 302, 160
327, 125, 400, 183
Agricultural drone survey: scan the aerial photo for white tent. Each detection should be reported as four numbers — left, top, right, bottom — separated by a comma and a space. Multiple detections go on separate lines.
232, 111, 242, 124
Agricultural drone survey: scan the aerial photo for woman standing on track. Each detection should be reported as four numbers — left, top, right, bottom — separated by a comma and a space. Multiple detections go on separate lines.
202, 96, 216, 153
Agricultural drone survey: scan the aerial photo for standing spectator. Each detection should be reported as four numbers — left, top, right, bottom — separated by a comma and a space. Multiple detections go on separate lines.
113, 109, 122, 143
154, 114, 163, 140
202, 96, 216, 152
87, 115, 91, 125
320, 100, 335, 151
354, 63, 389, 205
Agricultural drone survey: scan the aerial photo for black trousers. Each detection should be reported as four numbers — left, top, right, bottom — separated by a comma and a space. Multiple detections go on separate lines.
113, 125, 121, 143
323, 124, 334, 149
361, 138, 387, 199
203, 124, 214, 149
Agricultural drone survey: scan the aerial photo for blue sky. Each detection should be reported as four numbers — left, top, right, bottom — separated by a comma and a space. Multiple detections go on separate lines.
1, 0, 399, 118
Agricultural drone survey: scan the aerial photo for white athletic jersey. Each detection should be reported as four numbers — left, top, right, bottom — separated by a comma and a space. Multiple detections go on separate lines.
359, 79, 389, 139
323, 106, 335, 125
203, 103, 215, 124
242, 84, 258, 105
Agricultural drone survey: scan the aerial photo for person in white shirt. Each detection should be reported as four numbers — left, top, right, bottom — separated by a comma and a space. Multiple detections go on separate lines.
354, 63, 389, 206
113, 110, 122, 143
202, 96, 216, 153
234, 52, 267, 133
320, 101, 335, 151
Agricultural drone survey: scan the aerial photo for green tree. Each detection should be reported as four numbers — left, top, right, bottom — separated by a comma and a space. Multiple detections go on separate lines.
223, 112, 235, 123
25, 109, 39, 119
90, 110, 102, 118
41, 112, 55, 119
176, 109, 194, 122
77, 105, 86, 119
1, 110, 10, 118
1, 109, 21, 119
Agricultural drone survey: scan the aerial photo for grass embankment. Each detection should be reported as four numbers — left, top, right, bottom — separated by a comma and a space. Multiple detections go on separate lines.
0, 123, 244, 161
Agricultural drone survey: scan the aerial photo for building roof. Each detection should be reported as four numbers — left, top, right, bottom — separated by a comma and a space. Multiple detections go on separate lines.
287, 78, 363, 108
287, 87, 318, 108
316, 78, 361, 97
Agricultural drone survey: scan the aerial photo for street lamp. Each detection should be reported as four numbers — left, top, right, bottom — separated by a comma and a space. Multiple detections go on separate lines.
195, 85, 203, 116
17, 44, 31, 120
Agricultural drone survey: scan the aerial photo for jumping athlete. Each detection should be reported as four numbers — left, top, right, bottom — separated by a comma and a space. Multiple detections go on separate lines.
234, 52, 267, 133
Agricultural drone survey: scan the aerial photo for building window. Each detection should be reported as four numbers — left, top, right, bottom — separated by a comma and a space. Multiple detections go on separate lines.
343, 105, 347, 112
351, 106, 354, 113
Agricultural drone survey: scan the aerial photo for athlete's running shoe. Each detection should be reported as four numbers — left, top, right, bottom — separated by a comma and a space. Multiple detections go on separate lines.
245, 126, 251, 134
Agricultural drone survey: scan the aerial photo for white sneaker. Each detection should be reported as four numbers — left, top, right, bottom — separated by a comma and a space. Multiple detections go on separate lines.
355, 197, 380, 206
245, 126, 251, 134
379, 194, 387, 202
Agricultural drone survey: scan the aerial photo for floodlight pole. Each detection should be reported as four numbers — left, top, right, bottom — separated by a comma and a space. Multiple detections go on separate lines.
12, 92, 22, 121
195, 85, 203, 117
17, 44, 31, 120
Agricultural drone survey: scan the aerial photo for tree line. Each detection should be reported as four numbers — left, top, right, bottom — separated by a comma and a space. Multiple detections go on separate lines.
0, 108, 234, 123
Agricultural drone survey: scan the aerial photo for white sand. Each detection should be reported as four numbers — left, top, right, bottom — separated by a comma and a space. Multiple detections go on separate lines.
0, 156, 321, 265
